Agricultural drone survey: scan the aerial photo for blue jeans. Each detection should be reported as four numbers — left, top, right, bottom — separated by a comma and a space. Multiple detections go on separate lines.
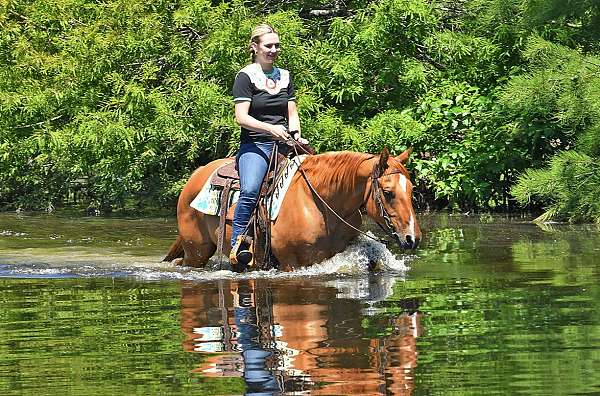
231, 141, 275, 247
235, 306, 280, 394
234, 285, 280, 394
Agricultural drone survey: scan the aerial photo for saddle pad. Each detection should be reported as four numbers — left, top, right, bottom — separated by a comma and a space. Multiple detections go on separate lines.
189, 168, 239, 216
190, 155, 307, 220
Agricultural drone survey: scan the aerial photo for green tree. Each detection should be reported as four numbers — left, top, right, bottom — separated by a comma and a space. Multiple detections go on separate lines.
1, 0, 599, 219
509, 37, 600, 222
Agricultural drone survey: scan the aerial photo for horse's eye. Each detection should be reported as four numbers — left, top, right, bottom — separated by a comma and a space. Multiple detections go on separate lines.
383, 190, 394, 200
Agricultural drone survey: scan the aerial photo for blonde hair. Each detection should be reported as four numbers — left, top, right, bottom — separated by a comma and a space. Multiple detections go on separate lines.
250, 24, 277, 61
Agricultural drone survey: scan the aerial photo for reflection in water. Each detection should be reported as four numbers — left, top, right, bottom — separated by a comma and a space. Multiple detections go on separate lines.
2, 214, 600, 394
180, 279, 422, 395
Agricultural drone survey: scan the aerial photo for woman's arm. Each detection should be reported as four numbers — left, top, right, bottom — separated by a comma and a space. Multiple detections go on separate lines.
287, 101, 300, 133
287, 101, 308, 144
235, 102, 289, 140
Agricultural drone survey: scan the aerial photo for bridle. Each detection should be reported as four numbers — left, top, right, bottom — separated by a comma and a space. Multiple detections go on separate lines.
366, 164, 409, 243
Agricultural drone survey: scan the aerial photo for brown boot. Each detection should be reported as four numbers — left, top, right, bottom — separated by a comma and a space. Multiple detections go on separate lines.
230, 235, 254, 270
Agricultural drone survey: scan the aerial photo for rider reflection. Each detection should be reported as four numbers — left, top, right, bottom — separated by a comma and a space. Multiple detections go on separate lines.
233, 282, 281, 395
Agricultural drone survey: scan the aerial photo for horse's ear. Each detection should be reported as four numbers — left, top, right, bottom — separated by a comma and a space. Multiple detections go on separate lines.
396, 146, 413, 164
376, 147, 390, 176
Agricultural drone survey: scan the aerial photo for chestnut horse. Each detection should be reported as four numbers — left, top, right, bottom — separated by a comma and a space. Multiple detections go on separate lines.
163, 147, 421, 271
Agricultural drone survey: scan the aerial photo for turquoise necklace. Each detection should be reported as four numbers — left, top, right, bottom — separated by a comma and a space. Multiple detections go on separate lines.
264, 67, 280, 89
264, 67, 278, 78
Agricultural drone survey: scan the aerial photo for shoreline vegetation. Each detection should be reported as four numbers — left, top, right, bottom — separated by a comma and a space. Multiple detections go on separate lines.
1, 0, 599, 222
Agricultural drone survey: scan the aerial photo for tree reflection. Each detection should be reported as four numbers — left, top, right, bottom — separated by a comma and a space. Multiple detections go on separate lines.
180, 279, 422, 395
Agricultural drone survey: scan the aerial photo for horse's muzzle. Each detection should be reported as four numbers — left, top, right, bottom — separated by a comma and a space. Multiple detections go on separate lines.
394, 232, 420, 250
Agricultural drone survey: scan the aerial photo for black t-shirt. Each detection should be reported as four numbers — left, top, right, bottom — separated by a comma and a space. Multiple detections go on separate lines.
232, 63, 296, 143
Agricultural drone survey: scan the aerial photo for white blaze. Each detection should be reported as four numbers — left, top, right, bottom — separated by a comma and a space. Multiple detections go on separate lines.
399, 174, 407, 193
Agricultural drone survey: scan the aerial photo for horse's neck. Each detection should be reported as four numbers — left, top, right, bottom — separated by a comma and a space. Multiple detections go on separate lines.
302, 152, 373, 214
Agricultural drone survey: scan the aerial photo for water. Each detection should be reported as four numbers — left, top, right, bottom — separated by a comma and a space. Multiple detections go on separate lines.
0, 212, 599, 395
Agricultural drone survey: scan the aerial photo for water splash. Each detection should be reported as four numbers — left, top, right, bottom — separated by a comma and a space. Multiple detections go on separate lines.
0, 233, 412, 283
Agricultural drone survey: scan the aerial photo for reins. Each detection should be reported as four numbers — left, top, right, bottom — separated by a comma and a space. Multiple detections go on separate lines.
288, 141, 396, 245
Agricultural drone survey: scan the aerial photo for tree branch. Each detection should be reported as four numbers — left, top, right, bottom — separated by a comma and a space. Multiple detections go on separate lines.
177, 26, 205, 42
415, 43, 446, 70
299, 8, 350, 19
14, 115, 65, 130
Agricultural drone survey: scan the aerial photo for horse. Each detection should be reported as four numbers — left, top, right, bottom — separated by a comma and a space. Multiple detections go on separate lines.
163, 147, 421, 271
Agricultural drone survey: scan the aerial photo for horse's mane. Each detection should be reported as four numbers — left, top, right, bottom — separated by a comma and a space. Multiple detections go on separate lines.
300, 151, 410, 192
300, 151, 374, 194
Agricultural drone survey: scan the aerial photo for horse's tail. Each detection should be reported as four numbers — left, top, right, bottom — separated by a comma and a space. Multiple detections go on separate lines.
163, 235, 184, 262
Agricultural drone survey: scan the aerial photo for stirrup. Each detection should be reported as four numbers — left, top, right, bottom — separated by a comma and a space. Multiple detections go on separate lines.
230, 235, 254, 269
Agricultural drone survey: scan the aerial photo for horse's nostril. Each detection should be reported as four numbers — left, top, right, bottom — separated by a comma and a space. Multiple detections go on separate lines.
405, 234, 419, 249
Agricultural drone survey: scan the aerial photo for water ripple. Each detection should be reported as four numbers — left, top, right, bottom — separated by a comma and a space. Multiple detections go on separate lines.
0, 234, 412, 282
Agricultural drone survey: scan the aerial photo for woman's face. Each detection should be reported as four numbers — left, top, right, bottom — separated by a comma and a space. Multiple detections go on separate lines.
252, 32, 280, 67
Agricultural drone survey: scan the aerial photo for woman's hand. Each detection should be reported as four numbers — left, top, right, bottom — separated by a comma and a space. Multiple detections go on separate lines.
270, 124, 291, 141
293, 131, 309, 145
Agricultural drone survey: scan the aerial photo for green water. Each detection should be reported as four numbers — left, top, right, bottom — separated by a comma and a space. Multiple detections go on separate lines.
0, 213, 599, 395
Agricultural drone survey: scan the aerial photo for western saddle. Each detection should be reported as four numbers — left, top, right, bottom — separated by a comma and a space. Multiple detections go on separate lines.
210, 141, 315, 271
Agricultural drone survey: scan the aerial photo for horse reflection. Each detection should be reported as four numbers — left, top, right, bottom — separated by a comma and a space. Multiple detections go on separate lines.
180, 279, 422, 395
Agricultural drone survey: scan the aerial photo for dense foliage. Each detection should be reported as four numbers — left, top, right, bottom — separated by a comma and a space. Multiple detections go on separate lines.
1, 0, 598, 220
508, 38, 600, 223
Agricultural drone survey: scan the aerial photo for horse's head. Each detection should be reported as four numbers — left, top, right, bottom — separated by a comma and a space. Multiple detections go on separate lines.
365, 147, 421, 250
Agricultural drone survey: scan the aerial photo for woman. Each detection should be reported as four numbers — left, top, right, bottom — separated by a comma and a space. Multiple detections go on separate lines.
230, 24, 308, 266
